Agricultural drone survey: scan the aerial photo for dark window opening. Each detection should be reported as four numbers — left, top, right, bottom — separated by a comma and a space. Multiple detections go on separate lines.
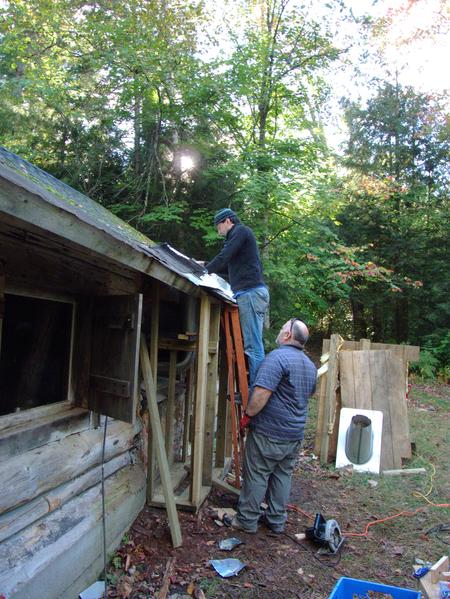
0, 294, 72, 416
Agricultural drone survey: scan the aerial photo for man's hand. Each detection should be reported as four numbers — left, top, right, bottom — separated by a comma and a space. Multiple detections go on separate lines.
239, 413, 251, 433
196, 260, 206, 266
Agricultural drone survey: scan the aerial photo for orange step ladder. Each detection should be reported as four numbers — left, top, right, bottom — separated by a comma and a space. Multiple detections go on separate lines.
222, 304, 249, 489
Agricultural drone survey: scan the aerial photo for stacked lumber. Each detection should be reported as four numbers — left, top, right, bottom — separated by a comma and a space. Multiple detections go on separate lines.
314, 337, 419, 470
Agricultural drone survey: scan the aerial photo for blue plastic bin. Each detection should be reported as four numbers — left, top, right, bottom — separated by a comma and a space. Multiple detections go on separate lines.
329, 577, 421, 598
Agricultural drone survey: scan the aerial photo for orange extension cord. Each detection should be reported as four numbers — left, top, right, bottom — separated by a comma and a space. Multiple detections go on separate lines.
287, 496, 450, 538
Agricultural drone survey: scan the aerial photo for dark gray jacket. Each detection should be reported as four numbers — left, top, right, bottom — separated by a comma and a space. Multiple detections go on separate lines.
206, 223, 265, 293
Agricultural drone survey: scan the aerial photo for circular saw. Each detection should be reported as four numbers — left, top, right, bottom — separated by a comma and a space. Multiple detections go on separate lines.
305, 512, 344, 554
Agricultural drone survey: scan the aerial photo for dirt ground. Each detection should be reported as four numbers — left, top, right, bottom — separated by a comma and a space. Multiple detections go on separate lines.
106, 382, 450, 599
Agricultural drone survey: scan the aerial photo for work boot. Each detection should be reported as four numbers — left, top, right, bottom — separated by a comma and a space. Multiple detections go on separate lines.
259, 513, 284, 534
230, 515, 257, 534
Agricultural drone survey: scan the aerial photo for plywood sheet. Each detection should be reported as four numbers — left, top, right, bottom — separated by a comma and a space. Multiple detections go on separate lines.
340, 350, 411, 471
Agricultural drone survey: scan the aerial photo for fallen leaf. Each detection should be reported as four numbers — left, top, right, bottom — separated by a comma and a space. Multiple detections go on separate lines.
125, 554, 131, 571
187, 581, 196, 595
116, 578, 133, 598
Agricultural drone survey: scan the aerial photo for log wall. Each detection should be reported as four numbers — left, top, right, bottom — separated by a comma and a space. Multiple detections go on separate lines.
0, 403, 146, 599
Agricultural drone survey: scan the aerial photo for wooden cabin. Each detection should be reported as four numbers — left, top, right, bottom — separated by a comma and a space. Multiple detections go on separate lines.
0, 147, 234, 598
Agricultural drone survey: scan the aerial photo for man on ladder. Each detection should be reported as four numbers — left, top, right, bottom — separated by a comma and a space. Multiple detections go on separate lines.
205, 208, 269, 389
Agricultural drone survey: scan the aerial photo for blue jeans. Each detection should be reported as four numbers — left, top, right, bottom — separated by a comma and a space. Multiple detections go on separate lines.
236, 286, 269, 387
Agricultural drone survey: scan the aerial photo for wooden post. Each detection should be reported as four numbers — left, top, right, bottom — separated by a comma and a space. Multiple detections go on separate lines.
225, 401, 233, 462
139, 335, 182, 548
313, 373, 328, 457
165, 351, 177, 465
0, 267, 4, 365
328, 388, 341, 460
182, 365, 194, 463
320, 334, 341, 464
190, 295, 210, 505
202, 304, 220, 486
215, 335, 229, 468
360, 338, 371, 349
147, 282, 160, 500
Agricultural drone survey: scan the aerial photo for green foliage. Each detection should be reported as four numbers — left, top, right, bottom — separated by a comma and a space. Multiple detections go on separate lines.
337, 83, 449, 343
411, 330, 450, 381
412, 349, 439, 381
138, 202, 188, 225
0, 0, 448, 356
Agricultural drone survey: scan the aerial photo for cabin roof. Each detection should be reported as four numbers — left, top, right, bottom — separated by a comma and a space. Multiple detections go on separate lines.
0, 147, 234, 302
0, 146, 153, 250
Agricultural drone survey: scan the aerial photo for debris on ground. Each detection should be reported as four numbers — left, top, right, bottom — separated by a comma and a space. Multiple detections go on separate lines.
218, 537, 243, 551
209, 558, 246, 578
105, 382, 448, 598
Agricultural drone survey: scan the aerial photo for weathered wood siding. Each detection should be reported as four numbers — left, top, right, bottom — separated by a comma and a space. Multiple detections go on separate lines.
0, 404, 146, 599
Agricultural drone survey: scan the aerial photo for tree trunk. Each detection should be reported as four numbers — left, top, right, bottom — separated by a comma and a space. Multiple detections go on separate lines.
372, 301, 384, 341
394, 296, 409, 342
350, 297, 367, 339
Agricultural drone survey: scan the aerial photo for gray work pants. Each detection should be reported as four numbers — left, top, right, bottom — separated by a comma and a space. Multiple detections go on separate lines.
237, 430, 301, 532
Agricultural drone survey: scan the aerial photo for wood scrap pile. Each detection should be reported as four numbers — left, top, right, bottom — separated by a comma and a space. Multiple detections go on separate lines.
314, 335, 420, 471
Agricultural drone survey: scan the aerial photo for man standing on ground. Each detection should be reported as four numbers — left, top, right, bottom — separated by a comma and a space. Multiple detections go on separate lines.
232, 318, 317, 534
205, 208, 269, 387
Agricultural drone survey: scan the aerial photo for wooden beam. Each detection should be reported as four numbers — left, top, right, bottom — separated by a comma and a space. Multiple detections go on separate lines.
215, 337, 229, 468
147, 461, 190, 509
158, 338, 217, 354
328, 388, 341, 460
0, 406, 90, 460
313, 372, 327, 457
165, 351, 177, 465
182, 366, 194, 463
0, 464, 145, 599
202, 304, 220, 487
190, 295, 210, 505
0, 267, 4, 365
139, 335, 182, 548
0, 400, 71, 433
212, 476, 241, 497
320, 334, 341, 464
151, 485, 210, 512
0, 419, 138, 514
0, 451, 131, 543
430, 556, 449, 584
322, 338, 420, 362
383, 468, 427, 476
147, 282, 160, 500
